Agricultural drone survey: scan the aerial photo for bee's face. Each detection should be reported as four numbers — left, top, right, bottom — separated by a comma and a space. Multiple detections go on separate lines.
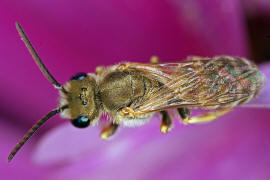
60, 73, 100, 128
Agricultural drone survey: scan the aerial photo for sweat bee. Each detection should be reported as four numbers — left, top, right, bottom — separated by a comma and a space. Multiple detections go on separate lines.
8, 22, 265, 162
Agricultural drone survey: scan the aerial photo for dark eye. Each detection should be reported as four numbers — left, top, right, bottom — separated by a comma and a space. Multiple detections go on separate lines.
71, 72, 87, 80
71, 116, 90, 128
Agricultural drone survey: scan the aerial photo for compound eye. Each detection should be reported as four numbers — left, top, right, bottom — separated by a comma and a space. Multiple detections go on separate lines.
71, 115, 90, 128
71, 72, 87, 80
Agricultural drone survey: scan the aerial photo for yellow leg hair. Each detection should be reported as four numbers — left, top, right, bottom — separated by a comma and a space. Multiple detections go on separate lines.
183, 109, 232, 124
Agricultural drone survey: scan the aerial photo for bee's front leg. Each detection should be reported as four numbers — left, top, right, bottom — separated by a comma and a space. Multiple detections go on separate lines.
100, 123, 119, 139
160, 111, 172, 133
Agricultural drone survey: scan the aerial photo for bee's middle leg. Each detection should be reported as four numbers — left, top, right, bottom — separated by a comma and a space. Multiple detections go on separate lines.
160, 111, 172, 133
100, 123, 119, 139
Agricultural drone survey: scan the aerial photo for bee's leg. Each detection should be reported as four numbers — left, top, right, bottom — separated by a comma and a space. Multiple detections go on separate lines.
177, 108, 191, 124
160, 111, 172, 133
100, 123, 119, 139
187, 56, 210, 61
95, 66, 104, 75
184, 109, 232, 124
150, 56, 159, 64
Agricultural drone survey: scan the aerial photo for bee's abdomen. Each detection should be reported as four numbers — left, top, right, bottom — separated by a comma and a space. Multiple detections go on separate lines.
179, 56, 265, 108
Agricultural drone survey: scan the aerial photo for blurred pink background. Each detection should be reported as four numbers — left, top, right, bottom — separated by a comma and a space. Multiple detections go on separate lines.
0, 0, 270, 180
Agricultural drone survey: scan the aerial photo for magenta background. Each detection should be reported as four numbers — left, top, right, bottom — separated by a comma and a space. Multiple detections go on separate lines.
0, 0, 269, 180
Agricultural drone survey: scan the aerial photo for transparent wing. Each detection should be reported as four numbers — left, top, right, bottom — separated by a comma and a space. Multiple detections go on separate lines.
118, 56, 265, 115
239, 80, 270, 109
239, 62, 270, 109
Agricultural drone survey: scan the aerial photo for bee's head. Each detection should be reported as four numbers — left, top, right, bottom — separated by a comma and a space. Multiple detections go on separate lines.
60, 73, 101, 128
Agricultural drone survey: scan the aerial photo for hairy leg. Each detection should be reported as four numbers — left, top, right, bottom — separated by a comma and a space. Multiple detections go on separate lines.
100, 123, 119, 139
177, 108, 191, 123
182, 109, 232, 124
160, 111, 172, 133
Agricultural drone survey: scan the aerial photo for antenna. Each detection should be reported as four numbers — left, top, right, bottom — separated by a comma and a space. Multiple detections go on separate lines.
8, 105, 68, 162
15, 22, 67, 93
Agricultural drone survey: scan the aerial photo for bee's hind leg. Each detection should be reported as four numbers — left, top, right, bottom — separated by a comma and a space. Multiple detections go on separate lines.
177, 108, 191, 124
160, 111, 173, 133
100, 123, 119, 139
182, 108, 232, 124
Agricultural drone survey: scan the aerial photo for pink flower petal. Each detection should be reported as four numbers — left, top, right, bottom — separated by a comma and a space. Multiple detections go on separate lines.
33, 108, 270, 180
0, 118, 48, 179
1, 0, 267, 180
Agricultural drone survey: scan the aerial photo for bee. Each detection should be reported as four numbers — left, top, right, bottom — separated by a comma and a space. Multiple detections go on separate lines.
8, 22, 265, 162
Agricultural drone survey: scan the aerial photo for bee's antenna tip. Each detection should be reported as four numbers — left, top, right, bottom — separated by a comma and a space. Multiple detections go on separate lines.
8, 154, 13, 163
